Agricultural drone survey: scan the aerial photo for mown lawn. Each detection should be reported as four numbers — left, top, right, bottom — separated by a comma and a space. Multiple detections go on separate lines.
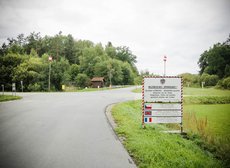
112, 100, 222, 168
0, 95, 22, 102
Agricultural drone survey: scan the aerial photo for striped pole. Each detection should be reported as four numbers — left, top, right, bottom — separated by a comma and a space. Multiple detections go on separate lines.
142, 77, 145, 128
163, 56, 167, 76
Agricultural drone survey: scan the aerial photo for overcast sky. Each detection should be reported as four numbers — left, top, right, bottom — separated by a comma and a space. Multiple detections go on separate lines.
0, 0, 229, 75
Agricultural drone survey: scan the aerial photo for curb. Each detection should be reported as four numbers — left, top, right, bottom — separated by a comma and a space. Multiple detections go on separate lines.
105, 103, 137, 168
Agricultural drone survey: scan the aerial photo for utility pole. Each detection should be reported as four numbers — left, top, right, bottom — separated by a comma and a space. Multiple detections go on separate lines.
107, 64, 113, 88
48, 56, 52, 91
163, 55, 167, 76
1, 84, 4, 95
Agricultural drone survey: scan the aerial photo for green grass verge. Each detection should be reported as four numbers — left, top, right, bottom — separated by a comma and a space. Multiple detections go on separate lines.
112, 100, 222, 168
0, 95, 22, 102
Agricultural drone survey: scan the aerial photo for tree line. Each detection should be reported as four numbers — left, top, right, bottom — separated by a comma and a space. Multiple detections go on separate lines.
0, 32, 141, 91
181, 35, 230, 89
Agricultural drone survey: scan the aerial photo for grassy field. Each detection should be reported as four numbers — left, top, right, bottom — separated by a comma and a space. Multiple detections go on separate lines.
112, 100, 222, 168
0, 95, 22, 102
184, 87, 230, 96
111, 87, 230, 167
184, 104, 230, 137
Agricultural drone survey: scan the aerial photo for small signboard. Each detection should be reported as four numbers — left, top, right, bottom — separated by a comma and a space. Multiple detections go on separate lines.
142, 76, 183, 127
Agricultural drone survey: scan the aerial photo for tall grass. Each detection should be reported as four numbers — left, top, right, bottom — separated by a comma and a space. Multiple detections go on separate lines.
184, 108, 230, 167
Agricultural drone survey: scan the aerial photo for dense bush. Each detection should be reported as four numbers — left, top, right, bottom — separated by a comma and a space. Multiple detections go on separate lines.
27, 83, 41, 91
222, 77, 230, 89
180, 73, 200, 87
75, 73, 90, 88
200, 73, 219, 86
217, 77, 230, 89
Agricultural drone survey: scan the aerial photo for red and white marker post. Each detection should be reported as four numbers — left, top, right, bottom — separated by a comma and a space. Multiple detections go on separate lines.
163, 55, 167, 76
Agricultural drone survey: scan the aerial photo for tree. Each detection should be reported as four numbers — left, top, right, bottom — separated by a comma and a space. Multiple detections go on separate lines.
200, 73, 219, 86
64, 34, 76, 64
24, 32, 42, 55
121, 62, 134, 85
94, 59, 124, 85
0, 53, 26, 90
12, 55, 47, 91
198, 36, 230, 78
50, 57, 70, 90
79, 46, 103, 78
69, 64, 79, 81
105, 42, 116, 59
116, 46, 137, 66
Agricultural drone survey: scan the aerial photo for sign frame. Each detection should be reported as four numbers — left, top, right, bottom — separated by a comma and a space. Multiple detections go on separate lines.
142, 76, 183, 132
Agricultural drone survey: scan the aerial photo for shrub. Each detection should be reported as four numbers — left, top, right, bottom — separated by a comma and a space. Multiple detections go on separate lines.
27, 83, 41, 91
222, 77, 230, 89
200, 73, 219, 86
75, 73, 90, 88
217, 77, 230, 89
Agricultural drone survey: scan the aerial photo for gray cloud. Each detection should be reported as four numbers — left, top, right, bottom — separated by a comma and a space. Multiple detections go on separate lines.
0, 0, 229, 75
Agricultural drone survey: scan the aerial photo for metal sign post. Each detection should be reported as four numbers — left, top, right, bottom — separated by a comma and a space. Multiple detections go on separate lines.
142, 76, 183, 133
163, 56, 167, 76
1, 84, 4, 95
48, 56, 52, 91
12, 83, 16, 96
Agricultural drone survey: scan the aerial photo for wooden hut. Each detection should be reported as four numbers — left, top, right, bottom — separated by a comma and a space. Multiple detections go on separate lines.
91, 77, 105, 88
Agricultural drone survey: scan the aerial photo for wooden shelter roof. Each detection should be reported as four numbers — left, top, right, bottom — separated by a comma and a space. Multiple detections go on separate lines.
91, 77, 104, 82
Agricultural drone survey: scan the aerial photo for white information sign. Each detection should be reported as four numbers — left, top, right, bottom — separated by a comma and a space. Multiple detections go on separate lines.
142, 76, 183, 125
144, 77, 182, 103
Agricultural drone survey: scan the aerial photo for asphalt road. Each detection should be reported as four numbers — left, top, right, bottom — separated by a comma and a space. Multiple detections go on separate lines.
0, 87, 140, 168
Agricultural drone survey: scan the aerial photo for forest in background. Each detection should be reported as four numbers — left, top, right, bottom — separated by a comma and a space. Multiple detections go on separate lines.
180, 35, 230, 89
0, 31, 141, 91
0, 32, 229, 91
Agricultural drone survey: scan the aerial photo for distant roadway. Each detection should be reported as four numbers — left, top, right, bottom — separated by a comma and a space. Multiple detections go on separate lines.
0, 87, 140, 168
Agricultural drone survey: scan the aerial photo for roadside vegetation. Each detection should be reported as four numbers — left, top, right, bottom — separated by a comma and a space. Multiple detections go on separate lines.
0, 95, 21, 102
112, 100, 223, 168
113, 87, 230, 167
